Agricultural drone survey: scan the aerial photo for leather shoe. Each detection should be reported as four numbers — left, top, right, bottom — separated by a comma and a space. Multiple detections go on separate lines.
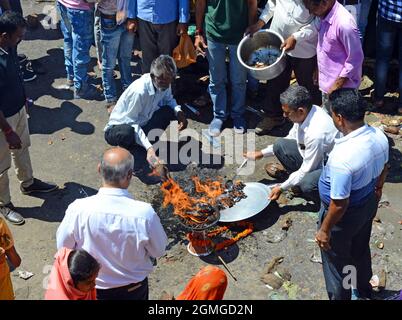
0, 203, 25, 225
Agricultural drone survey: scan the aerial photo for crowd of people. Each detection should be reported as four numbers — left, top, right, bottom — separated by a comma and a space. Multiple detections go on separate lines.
0, 0, 401, 301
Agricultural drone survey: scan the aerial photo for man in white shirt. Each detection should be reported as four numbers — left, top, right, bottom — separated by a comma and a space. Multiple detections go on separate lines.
104, 55, 187, 166
246, 0, 320, 135
244, 85, 338, 201
56, 147, 168, 300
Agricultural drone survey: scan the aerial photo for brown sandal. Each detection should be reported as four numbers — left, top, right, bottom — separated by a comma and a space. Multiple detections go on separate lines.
264, 162, 288, 180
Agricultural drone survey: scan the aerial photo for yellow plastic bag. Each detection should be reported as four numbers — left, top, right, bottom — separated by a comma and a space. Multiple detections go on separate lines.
173, 34, 197, 69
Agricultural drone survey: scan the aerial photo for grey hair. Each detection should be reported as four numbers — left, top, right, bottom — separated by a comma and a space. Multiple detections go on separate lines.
280, 85, 312, 111
150, 55, 177, 79
100, 151, 134, 184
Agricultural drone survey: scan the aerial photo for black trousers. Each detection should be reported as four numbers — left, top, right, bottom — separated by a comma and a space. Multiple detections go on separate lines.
273, 138, 322, 196
319, 194, 378, 300
104, 107, 176, 151
96, 278, 149, 300
137, 18, 179, 73
263, 55, 321, 116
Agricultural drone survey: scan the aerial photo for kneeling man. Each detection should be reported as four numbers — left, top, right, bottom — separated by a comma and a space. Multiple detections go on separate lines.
245, 85, 339, 201
104, 55, 188, 166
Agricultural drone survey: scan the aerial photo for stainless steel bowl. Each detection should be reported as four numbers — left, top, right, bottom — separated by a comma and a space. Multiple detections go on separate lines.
237, 29, 287, 81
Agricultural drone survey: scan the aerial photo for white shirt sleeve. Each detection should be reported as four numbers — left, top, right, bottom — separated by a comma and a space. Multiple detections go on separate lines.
280, 136, 324, 190
160, 87, 182, 115
261, 124, 298, 158
124, 91, 153, 150
56, 203, 78, 250
144, 211, 168, 258
259, 0, 275, 24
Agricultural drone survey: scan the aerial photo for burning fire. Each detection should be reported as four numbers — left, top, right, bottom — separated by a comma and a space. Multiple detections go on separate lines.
160, 177, 225, 224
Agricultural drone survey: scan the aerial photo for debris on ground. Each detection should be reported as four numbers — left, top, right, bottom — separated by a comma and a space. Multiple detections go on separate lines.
310, 248, 322, 264
281, 217, 293, 231
16, 271, 34, 280
375, 240, 385, 250
266, 230, 287, 243
283, 281, 299, 300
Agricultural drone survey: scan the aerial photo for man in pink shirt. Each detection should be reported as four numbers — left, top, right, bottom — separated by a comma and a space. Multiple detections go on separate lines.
303, 0, 363, 113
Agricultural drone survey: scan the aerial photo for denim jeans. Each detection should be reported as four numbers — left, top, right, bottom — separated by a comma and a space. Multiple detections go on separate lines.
358, 0, 372, 42
206, 39, 247, 121
375, 16, 402, 107
100, 18, 134, 102
57, 2, 94, 90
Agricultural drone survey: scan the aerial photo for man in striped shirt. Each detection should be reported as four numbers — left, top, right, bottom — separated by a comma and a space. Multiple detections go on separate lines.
317, 89, 389, 300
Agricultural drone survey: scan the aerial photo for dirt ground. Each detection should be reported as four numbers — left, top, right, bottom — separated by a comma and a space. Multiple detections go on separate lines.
7, 1, 402, 300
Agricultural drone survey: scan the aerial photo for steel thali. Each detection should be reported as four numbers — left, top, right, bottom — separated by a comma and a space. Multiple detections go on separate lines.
219, 182, 272, 222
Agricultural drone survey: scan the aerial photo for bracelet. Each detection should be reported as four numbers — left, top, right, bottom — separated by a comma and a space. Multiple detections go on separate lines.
195, 29, 203, 36
3, 127, 13, 136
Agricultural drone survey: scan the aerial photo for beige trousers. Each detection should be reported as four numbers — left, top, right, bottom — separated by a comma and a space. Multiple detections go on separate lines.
0, 108, 34, 206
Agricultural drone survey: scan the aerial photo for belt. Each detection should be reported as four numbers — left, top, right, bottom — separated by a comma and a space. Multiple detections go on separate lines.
100, 12, 116, 19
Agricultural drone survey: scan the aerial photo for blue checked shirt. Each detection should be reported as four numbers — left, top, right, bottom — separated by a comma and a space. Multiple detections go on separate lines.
127, 0, 189, 24
378, 0, 402, 23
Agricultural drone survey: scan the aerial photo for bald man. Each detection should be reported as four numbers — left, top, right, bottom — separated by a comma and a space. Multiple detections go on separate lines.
56, 147, 168, 300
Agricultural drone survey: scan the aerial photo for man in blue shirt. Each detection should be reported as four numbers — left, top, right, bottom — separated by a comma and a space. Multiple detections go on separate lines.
316, 89, 389, 300
127, 0, 190, 73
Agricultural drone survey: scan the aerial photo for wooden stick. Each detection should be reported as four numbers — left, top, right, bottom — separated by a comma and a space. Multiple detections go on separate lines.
214, 252, 237, 282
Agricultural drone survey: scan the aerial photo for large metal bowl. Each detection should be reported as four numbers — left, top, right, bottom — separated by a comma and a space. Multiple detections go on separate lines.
237, 29, 287, 81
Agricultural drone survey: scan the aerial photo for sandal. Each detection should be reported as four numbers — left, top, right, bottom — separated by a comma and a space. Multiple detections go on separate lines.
264, 162, 288, 180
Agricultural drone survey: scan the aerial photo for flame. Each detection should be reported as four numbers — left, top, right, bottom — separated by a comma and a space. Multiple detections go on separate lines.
160, 176, 226, 224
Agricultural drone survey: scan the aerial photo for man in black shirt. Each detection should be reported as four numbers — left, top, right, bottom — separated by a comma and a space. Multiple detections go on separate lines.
0, 12, 58, 225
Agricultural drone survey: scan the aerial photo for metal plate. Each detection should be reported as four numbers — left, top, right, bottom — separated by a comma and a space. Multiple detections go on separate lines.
219, 182, 272, 222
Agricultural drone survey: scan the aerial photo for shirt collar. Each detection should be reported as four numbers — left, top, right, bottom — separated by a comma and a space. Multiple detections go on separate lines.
98, 187, 133, 199
143, 73, 156, 96
323, 0, 339, 25
335, 124, 369, 145
299, 105, 317, 130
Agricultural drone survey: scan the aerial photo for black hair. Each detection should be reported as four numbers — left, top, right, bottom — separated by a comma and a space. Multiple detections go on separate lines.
0, 11, 27, 35
67, 249, 100, 287
280, 85, 313, 111
329, 88, 367, 122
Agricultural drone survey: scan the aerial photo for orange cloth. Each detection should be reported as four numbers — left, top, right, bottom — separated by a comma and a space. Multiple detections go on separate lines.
45, 247, 97, 300
0, 217, 14, 300
176, 265, 227, 300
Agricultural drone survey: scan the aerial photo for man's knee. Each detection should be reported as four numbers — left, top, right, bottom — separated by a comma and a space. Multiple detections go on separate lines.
273, 138, 288, 157
105, 125, 136, 149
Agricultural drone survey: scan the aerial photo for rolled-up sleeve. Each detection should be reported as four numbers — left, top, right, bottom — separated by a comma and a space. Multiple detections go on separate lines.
338, 20, 363, 80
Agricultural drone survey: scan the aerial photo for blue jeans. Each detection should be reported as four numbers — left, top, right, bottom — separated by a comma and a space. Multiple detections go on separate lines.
375, 16, 402, 107
207, 39, 247, 120
358, 0, 372, 42
100, 18, 134, 102
57, 2, 94, 90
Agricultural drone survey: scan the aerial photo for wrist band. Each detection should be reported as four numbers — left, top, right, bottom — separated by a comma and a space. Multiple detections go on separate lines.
195, 29, 203, 36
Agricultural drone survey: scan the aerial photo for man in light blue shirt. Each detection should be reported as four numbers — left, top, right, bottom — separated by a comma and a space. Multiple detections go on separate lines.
104, 55, 187, 166
316, 89, 389, 300
127, 0, 190, 73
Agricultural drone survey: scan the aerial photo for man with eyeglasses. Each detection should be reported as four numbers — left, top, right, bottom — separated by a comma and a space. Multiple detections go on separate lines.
104, 55, 188, 167
244, 85, 338, 202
